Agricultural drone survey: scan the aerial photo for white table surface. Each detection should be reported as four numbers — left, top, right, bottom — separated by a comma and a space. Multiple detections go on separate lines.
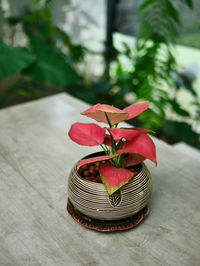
0, 93, 200, 266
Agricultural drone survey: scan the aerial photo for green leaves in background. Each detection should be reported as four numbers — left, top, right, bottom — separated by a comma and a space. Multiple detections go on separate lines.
169, 100, 190, 117
181, 0, 193, 8
162, 121, 199, 145
55, 27, 85, 63
107, 0, 199, 149
0, 38, 81, 88
25, 37, 81, 86
21, 4, 82, 87
0, 42, 35, 78
0, 0, 199, 149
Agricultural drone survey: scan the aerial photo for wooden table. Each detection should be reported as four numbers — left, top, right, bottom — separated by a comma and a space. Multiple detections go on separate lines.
0, 93, 199, 266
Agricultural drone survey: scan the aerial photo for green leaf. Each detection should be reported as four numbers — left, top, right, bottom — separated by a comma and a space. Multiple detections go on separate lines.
183, 84, 197, 97
162, 121, 198, 143
169, 100, 190, 117
54, 27, 85, 62
180, 0, 193, 8
23, 5, 53, 42
27, 60, 79, 86
25, 37, 81, 86
138, 0, 154, 11
0, 42, 35, 78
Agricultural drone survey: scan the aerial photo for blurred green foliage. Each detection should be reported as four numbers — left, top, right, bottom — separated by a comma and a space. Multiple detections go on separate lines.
101, 0, 199, 149
0, 42, 35, 78
178, 0, 200, 49
118, 0, 198, 148
0, 0, 199, 149
0, 1, 84, 104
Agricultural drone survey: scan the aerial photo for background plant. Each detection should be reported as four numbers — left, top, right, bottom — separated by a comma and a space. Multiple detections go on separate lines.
105, 0, 200, 149
0, 0, 199, 149
0, 0, 86, 106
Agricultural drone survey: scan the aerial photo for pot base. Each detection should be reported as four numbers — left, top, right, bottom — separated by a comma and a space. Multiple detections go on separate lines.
67, 199, 149, 232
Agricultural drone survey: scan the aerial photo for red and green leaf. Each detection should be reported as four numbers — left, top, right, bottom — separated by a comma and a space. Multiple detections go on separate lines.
122, 154, 146, 168
99, 162, 134, 195
81, 104, 128, 125
68, 122, 106, 146
77, 154, 116, 169
117, 134, 157, 163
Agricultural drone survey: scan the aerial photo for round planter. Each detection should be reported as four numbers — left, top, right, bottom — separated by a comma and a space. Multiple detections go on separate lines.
67, 152, 152, 231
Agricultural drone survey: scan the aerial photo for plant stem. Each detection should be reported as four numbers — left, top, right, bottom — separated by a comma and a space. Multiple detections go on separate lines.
105, 112, 112, 128
117, 137, 123, 150
105, 112, 116, 154
116, 155, 122, 167
100, 144, 109, 155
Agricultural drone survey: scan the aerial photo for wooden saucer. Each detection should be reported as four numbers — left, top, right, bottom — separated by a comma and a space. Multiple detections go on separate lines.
67, 199, 149, 232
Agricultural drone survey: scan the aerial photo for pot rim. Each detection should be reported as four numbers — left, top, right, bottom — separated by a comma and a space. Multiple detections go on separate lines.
74, 151, 144, 187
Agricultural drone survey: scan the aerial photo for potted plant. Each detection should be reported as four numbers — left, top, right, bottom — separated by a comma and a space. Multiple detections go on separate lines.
67, 101, 157, 231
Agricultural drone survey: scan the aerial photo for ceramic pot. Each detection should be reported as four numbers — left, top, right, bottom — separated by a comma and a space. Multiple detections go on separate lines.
68, 152, 152, 221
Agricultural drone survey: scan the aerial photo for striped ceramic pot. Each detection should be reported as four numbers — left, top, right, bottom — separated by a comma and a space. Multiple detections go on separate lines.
68, 152, 152, 221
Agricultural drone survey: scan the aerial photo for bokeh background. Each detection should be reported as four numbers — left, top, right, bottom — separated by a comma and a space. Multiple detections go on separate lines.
0, 0, 200, 149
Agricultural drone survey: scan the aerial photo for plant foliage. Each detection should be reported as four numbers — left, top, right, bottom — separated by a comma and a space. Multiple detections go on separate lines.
0, 42, 35, 78
68, 101, 156, 195
107, 0, 199, 148
0, 0, 84, 107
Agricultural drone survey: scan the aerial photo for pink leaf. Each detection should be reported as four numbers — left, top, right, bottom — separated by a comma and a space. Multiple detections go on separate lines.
122, 154, 146, 168
81, 104, 129, 125
103, 134, 112, 146
107, 128, 141, 141
117, 134, 157, 163
68, 122, 106, 146
100, 162, 134, 195
77, 154, 116, 169
123, 101, 149, 120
